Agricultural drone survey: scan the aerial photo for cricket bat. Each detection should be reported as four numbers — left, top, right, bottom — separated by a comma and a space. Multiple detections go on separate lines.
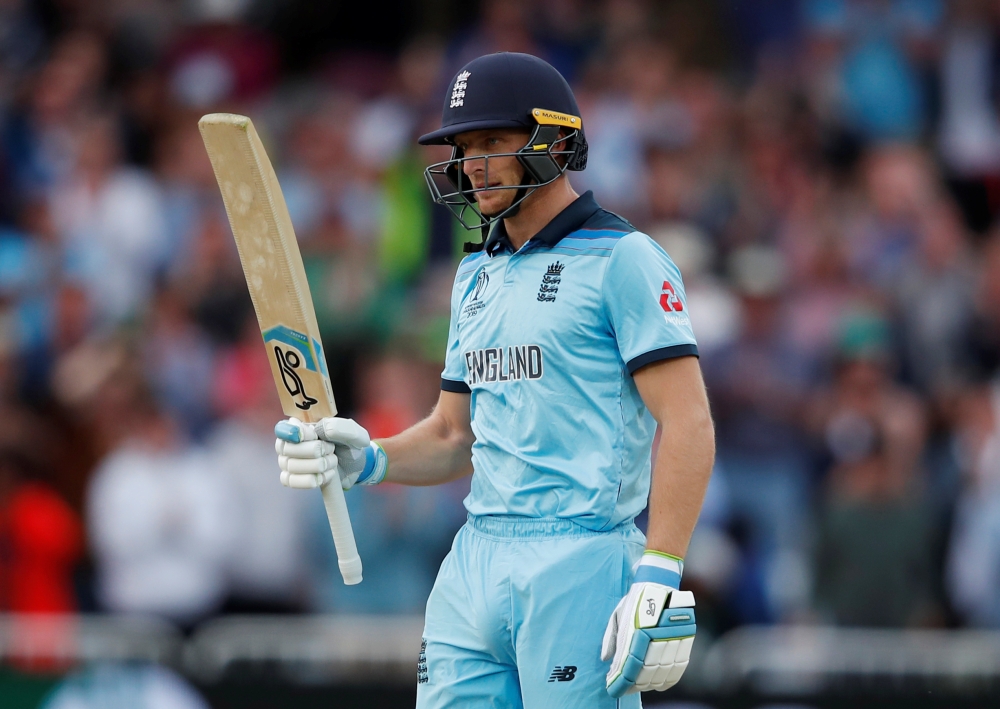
198, 113, 363, 585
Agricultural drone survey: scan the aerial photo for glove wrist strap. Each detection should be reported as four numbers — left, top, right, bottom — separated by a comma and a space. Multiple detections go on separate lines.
357, 441, 388, 485
633, 550, 683, 589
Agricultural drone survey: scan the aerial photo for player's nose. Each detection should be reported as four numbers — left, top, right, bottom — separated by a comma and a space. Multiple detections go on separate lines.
462, 153, 486, 176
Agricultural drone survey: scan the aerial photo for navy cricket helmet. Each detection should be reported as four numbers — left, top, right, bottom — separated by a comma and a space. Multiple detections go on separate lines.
418, 53, 588, 251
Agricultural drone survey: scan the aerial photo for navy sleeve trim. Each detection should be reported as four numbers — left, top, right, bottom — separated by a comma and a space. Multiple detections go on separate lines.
626, 344, 699, 374
441, 378, 471, 393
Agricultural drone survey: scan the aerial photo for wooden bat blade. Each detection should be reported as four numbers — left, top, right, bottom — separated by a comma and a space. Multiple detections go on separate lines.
197, 112, 336, 422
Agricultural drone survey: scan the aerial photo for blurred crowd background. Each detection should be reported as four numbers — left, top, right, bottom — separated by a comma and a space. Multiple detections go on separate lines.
4, 0, 1000, 656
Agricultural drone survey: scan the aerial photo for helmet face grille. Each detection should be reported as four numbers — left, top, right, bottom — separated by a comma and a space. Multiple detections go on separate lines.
423, 127, 584, 234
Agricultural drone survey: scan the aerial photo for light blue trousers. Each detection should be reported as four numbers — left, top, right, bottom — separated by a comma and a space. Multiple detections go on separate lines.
416, 515, 645, 709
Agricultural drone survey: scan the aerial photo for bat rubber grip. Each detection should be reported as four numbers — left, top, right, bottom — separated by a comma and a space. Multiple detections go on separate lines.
320, 480, 363, 585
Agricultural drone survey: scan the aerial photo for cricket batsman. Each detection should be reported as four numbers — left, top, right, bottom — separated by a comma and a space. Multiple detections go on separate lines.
274, 53, 715, 707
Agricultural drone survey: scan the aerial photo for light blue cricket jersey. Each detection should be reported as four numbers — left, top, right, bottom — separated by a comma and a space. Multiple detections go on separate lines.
441, 191, 698, 531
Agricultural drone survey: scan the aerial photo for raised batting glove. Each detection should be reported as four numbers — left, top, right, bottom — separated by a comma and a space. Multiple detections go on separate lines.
601, 551, 696, 697
274, 417, 388, 490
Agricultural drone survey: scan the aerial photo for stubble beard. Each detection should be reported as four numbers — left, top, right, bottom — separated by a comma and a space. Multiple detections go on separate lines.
476, 185, 519, 218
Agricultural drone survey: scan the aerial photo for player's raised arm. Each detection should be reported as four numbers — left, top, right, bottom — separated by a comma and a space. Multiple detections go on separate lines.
375, 390, 475, 486
273, 390, 474, 491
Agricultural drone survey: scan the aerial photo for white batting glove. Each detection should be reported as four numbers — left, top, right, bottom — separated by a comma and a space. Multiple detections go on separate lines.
274, 417, 388, 491
601, 551, 696, 697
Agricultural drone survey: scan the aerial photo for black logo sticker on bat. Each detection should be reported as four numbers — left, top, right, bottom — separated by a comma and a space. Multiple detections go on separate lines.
274, 346, 319, 410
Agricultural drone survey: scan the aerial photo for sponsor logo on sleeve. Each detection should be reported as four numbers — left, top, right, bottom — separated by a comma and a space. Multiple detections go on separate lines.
659, 281, 683, 312
464, 345, 543, 384
659, 279, 690, 327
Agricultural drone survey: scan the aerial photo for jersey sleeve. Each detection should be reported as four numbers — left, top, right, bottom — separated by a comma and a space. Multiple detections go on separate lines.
602, 232, 699, 374
441, 270, 471, 393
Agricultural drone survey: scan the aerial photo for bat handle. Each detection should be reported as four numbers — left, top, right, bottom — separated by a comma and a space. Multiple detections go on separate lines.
320, 481, 363, 585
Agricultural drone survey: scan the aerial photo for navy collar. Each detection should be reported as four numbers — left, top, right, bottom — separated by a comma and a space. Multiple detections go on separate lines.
484, 191, 603, 256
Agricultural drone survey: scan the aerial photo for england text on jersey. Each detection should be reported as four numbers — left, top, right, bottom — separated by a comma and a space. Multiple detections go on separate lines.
465, 345, 543, 384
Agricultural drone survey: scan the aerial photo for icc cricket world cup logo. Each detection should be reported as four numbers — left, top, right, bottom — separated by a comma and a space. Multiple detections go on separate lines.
471, 268, 489, 301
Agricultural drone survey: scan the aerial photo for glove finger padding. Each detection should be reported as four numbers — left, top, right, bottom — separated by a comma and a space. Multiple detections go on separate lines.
283, 456, 336, 474
280, 469, 328, 488
628, 634, 694, 694
279, 469, 335, 489
280, 440, 336, 459
278, 444, 339, 489
605, 585, 696, 698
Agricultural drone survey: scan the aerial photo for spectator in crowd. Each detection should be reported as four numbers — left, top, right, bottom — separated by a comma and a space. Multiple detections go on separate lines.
154, 117, 225, 280
812, 312, 934, 626
48, 113, 169, 327
894, 202, 976, 400
936, 0, 1000, 231
448, 0, 546, 72
947, 379, 1000, 627
143, 285, 217, 440
0, 448, 82, 613
576, 38, 687, 212
701, 245, 813, 620
963, 232, 1000, 381
800, 0, 941, 142
3, 31, 107, 198
86, 357, 236, 627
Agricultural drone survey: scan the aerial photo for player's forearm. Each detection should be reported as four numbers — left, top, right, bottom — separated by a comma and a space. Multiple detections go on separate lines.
378, 409, 475, 486
644, 405, 715, 559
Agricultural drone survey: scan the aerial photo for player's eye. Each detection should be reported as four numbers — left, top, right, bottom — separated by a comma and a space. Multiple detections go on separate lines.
488, 137, 500, 146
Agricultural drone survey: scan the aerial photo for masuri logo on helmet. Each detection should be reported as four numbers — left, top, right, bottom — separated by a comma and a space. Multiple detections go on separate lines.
419, 53, 589, 252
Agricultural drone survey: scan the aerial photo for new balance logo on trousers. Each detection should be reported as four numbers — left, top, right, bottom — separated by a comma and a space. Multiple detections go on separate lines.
548, 666, 577, 682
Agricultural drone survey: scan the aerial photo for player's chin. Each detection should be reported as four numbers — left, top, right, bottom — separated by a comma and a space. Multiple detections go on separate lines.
475, 189, 518, 217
